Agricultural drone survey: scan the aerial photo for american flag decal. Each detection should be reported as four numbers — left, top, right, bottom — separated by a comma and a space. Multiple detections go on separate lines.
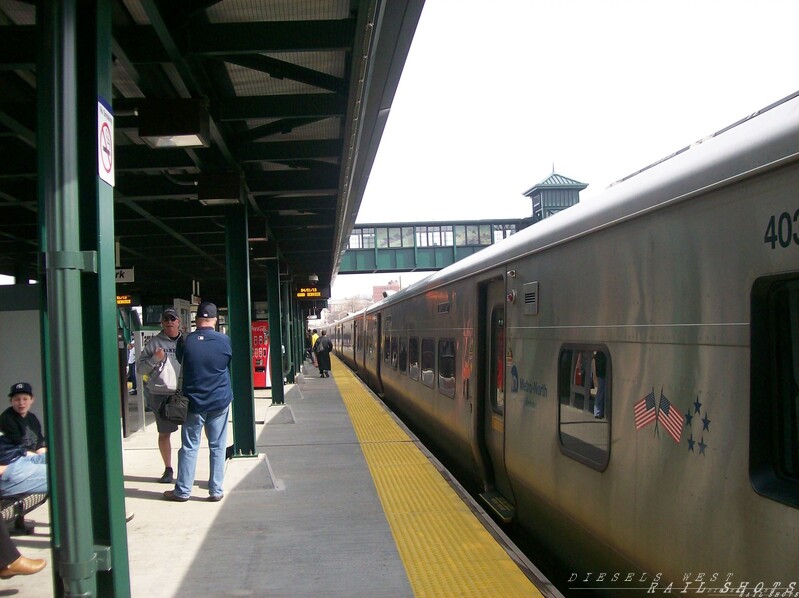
634, 389, 657, 429
658, 391, 684, 444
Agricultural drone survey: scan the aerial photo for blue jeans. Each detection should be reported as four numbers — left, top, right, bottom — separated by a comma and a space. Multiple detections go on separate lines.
174, 406, 229, 498
594, 377, 606, 418
0, 453, 48, 495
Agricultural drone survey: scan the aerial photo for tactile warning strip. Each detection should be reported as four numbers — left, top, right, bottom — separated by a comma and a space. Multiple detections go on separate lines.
331, 357, 543, 597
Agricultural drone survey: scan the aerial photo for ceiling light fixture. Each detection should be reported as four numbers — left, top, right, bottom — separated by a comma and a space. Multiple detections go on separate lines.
139, 99, 211, 149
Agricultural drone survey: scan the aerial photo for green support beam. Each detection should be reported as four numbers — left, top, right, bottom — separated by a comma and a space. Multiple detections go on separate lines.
38, 1, 101, 595
266, 259, 284, 405
281, 279, 294, 381
226, 205, 257, 456
76, 1, 131, 595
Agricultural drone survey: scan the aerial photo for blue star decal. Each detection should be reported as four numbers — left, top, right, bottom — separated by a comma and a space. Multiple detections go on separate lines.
687, 434, 695, 452
693, 396, 702, 414
702, 413, 711, 432
685, 410, 693, 426
698, 437, 707, 455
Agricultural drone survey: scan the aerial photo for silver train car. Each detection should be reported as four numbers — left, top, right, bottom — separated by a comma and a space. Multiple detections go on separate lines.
324, 91, 799, 593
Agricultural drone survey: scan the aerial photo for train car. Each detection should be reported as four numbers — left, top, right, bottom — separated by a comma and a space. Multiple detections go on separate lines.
324, 91, 799, 592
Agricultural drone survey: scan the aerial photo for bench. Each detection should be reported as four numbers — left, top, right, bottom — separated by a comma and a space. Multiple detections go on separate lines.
0, 493, 48, 535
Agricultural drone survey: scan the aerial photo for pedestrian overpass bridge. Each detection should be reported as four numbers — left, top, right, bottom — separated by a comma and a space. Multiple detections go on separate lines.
339, 219, 523, 273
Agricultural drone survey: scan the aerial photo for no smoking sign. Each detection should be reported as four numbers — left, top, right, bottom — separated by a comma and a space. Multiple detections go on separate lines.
97, 98, 115, 187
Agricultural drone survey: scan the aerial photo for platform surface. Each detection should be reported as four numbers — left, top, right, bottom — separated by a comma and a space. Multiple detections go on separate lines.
5, 357, 557, 597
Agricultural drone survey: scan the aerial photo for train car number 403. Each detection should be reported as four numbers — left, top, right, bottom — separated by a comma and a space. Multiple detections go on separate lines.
763, 210, 799, 249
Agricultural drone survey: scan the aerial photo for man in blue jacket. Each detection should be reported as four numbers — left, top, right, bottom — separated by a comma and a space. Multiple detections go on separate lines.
164, 302, 232, 502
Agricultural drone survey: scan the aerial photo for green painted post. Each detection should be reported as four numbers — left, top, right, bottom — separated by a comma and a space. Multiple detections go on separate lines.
226, 205, 257, 456
266, 259, 284, 405
281, 279, 294, 381
38, 1, 98, 595
75, 0, 131, 595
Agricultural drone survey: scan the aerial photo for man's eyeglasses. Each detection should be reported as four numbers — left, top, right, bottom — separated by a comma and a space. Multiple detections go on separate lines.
163, 316, 178, 322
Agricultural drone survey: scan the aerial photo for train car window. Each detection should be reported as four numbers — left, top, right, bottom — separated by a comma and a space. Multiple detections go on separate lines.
557, 346, 611, 471
490, 308, 505, 415
438, 338, 456, 398
421, 337, 435, 388
408, 337, 420, 380
398, 337, 408, 373
390, 336, 398, 368
751, 276, 799, 509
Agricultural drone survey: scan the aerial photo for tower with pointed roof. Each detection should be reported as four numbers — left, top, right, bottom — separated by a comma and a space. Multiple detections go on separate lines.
522, 173, 587, 223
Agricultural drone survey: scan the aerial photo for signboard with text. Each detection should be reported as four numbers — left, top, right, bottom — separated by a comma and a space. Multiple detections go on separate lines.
295, 285, 329, 300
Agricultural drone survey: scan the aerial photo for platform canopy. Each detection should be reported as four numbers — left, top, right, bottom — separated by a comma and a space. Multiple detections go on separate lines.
0, 0, 425, 301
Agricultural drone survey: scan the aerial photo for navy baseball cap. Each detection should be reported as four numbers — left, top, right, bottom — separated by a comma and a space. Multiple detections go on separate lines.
197, 302, 217, 318
8, 382, 33, 397
162, 307, 179, 319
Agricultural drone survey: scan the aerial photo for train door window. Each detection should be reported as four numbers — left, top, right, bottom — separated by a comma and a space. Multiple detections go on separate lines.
383, 334, 391, 363
408, 337, 420, 380
557, 346, 611, 471
398, 337, 408, 373
751, 276, 799, 508
490, 308, 505, 415
438, 338, 456, 398
421, 337, 435, 388
390, 336, 398, 369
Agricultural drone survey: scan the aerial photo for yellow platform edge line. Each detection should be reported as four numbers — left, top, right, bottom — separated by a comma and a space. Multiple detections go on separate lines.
330, 357, 542, 598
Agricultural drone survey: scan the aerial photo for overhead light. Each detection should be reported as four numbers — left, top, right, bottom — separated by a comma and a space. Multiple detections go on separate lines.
198, 173, 240, 206
139, 99, 211, 149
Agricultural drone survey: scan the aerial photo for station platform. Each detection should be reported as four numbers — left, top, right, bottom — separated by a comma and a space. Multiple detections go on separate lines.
7, 356, 559, 597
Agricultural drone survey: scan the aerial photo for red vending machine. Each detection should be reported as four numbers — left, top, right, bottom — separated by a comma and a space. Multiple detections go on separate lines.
251, 321, 271, 388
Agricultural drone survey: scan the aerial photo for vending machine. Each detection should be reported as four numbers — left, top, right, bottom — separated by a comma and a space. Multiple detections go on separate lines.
251, 321, 271, 388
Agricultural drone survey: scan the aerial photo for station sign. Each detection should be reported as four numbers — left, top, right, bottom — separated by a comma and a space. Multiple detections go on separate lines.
116, 267, 134, 283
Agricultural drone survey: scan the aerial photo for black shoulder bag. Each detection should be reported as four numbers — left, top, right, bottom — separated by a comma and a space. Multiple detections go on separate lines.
159, 363, 188, 425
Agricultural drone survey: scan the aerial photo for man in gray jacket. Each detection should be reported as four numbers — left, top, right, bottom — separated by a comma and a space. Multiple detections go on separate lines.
137, 307, 183, 484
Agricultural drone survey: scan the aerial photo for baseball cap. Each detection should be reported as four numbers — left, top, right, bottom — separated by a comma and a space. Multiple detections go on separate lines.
162, 307, 179, 320
8, 382, 33, 397
197, 302, 217, 318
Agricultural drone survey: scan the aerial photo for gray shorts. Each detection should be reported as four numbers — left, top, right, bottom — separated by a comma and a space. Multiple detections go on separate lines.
145, 393, 180, 434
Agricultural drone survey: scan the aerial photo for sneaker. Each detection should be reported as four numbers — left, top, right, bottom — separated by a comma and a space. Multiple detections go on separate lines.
158, 467, 174, 484
163, 490, 189, 502
208, 494, 224, 502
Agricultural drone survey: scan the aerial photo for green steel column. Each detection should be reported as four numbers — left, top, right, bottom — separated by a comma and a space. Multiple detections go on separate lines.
266, 259, 284, 405
39, 1, 98, 595
292, 297, 303, 376
281, 279, 294, 381
76, 0, 131, 594
226, 205, 256, 456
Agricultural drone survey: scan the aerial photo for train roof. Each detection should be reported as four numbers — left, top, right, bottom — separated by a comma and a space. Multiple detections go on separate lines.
362, 90, 799, 315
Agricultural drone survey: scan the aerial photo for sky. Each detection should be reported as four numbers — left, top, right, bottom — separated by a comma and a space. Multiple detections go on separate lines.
332, 0, 799, 298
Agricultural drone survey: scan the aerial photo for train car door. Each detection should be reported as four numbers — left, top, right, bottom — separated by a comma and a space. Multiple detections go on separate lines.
479, 279, 515, 522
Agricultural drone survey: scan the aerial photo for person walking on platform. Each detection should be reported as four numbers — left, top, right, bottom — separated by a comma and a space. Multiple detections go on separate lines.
310, 329, 319, 367
137, 307, 183, 484
164, 302, 232, 503
314, 330, 333, 378
0, 521, 46, 579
